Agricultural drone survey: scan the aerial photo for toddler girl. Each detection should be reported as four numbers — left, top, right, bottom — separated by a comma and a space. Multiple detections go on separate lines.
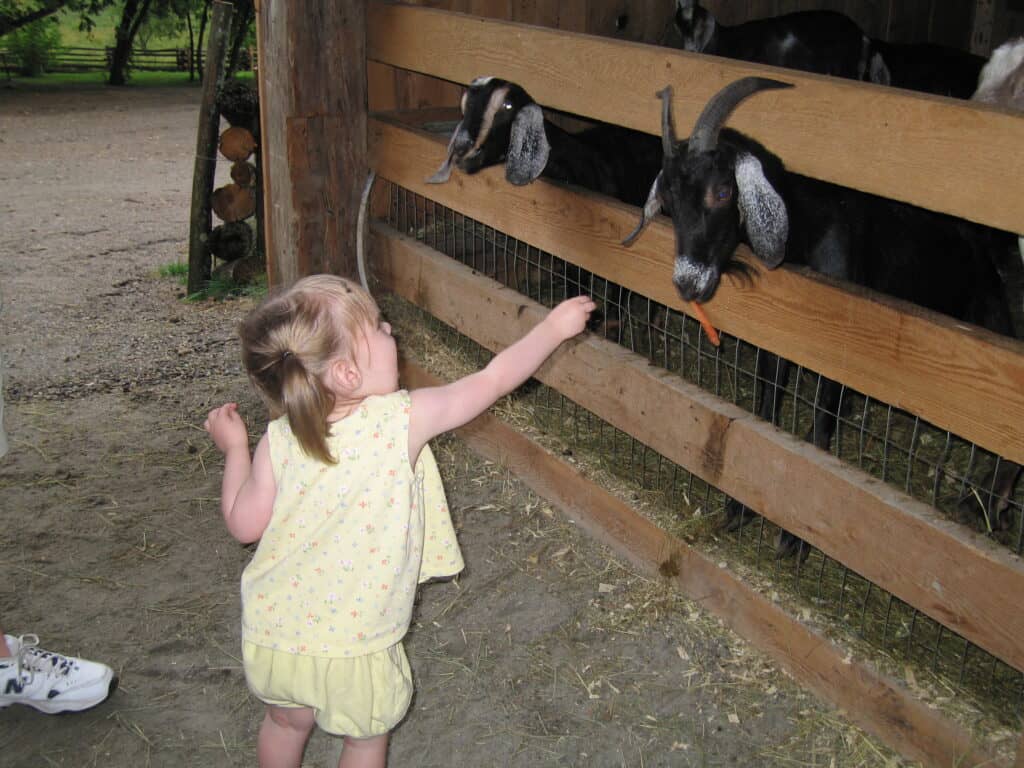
204, 274, 594, 768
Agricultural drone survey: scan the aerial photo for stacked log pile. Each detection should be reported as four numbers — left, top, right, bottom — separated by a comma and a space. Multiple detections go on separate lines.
210, 78, 264, 283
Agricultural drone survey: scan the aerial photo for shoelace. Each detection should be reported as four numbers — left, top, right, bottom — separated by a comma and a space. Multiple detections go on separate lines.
9, 634, 73, 687
9, 633, 41, 688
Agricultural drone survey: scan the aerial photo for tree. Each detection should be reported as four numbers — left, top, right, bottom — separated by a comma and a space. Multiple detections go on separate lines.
224, 0, 251, 77
139, 0, 207, 80
0, 0, 109, 37
108, 0, 155, 85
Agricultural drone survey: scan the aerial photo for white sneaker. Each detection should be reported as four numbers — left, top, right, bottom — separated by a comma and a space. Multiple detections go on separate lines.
0, 634, 115, 714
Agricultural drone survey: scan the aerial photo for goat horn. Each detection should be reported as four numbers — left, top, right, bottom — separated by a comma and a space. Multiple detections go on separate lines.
689, 77, 793, 155
656, 86, 677, 159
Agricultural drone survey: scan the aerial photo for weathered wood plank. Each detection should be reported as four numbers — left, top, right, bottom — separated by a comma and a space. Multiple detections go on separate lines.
371, 223, 1024, 674
368, 116, 1024, 466
256, 0, 366, 285
366, 2, 1024, 233
399, 356, 1009, 768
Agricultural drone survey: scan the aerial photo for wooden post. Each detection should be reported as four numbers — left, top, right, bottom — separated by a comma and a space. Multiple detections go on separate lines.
255, 0, 367, 286
187, 0, 233, 295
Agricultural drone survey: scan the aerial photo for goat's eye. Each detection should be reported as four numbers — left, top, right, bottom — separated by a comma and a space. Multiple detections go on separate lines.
705, 184, 733, 208
503, 101, 513, 110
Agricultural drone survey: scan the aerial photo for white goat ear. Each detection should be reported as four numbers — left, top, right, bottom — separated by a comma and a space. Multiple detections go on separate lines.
735, 153, 788, 268
506, 103, 550, 185
426, 120, 464, 184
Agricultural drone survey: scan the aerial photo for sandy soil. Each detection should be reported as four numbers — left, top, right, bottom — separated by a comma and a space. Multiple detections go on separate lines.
0, 83, 898, 767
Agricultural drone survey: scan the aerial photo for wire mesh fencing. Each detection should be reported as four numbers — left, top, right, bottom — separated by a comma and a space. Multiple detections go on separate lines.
378, 180, 1024, 722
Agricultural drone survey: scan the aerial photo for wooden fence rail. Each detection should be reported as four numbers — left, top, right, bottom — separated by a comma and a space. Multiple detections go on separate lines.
4, 45, 254, 74
383, 238, 1010, 768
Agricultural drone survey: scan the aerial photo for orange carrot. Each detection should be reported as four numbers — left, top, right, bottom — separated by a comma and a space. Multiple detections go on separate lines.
691, 302, 720, 347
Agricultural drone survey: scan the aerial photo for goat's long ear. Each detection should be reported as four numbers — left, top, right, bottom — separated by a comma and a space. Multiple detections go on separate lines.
506, 103, 550, 185
622, 171, 663, 246
735, 153, 788, 268
426, 120, 464, 184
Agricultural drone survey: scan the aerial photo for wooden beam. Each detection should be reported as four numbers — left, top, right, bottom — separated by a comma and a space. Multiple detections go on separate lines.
256, 0, 367, 285
367, 2, 1024, 233
399, 357, 1008, 768
368, 117, 1024, 467
371, 223, 1024, 674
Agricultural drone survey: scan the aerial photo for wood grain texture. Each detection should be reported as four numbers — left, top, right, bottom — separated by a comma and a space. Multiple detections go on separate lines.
368, 117, 1024, 466
366, 2, 1024, 232
399, 355, 1008, 768
256, 0, 366, 285
372, 223, 1024, 674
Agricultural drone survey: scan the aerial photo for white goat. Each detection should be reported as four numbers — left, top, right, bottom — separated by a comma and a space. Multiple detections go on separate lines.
972, 37, 1024, 275
973, 37, 1024, 109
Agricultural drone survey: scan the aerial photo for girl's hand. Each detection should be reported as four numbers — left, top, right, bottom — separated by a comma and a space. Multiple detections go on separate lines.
204, 403, 249, 455
544, 295, 597, 341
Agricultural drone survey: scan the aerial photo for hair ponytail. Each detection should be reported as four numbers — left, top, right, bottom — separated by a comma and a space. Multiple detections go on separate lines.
238, 275, 380, 465
278, 352, 336, 464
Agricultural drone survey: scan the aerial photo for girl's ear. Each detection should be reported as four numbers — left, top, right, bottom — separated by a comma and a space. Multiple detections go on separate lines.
329, 358, 362, 395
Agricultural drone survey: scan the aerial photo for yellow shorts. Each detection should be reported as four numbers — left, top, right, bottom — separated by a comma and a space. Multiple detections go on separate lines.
242, 641, 413, 738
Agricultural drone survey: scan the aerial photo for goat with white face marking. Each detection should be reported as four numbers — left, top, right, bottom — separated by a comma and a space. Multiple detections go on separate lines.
428, 76, 662, 207
626, 77, 1020, 555
673, 0, 871, 81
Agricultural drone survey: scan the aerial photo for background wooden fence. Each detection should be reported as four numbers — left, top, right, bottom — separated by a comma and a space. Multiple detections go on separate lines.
0, 45, 256, 74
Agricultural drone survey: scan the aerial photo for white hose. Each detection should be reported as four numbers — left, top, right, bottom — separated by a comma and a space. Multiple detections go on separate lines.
356, 170, 377, 293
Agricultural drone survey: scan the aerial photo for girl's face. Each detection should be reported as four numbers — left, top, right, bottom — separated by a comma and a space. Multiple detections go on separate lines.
353, 317, 399, 396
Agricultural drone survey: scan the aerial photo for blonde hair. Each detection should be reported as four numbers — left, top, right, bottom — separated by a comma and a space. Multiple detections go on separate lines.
239, 274, 380, 464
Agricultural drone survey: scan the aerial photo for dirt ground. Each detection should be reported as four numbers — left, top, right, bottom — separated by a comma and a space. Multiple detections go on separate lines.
0, 83, 904, 767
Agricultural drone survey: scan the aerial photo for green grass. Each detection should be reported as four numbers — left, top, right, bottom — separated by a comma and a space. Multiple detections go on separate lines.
186, 273, 267, 302
158, 261, 266, 301
4, 68, 252, 89
158, 262, 189, 283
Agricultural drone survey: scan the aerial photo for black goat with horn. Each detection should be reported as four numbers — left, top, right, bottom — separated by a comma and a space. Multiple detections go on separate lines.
626, 77, 1020, 557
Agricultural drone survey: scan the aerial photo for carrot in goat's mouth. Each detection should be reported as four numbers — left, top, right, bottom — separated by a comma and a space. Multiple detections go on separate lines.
691, 302, 720, 347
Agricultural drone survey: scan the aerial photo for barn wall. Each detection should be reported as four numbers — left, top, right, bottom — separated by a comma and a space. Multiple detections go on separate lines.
994, 0, 1024, 44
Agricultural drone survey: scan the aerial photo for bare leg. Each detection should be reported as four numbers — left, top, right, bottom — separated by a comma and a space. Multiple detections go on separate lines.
338, 734, 388, 768
257, 705, 316, 768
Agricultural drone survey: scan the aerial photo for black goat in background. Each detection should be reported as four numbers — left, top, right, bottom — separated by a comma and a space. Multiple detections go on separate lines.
673, 0, 986, 100
625, 77, 1021, 557
672, 0, 871, 80
868, 39, 986, 99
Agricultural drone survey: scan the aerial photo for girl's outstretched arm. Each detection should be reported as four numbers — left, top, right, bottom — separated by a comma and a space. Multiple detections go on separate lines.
408, 295, 595, 464
204, 403, 276, 543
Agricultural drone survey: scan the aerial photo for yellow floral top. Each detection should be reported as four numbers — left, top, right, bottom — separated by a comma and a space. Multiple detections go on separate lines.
241, 391, 464, 657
